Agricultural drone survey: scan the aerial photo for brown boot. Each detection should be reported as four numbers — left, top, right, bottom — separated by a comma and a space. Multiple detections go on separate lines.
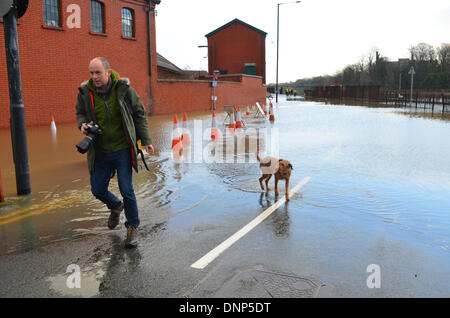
124, 226, 139, 248
107, 202, 123, 230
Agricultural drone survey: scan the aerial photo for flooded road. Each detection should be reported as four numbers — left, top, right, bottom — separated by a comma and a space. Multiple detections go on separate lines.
0, 97, 449, 297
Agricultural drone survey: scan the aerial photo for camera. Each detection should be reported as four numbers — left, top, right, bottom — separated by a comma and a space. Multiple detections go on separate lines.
76, 124, 103, 154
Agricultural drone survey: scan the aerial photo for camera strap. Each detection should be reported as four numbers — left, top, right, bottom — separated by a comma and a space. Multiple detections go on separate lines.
138, 148, 149, 171
119, 88, 151, 172
123, 90, 150, 172
94, 135, 106, 167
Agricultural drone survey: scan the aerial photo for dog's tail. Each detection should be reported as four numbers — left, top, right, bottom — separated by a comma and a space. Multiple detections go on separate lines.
256, 152, 260, 162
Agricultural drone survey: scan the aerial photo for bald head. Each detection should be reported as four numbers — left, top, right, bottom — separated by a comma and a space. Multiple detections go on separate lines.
89, 57, 111, 88
91, 57, 110, 71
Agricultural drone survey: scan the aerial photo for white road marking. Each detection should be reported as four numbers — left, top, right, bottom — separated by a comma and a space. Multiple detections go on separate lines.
190, 176, 311, 269
325, 141, 343, 161
190, 141, 342, 270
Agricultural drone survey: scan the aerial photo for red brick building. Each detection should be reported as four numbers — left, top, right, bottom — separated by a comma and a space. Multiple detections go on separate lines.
0, 2, 267, 128
0, 0, 159, 128
206, 19, 267, 84
153, 18, 268, 116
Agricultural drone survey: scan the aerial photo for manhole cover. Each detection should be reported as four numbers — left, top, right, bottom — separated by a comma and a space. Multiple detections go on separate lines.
250, 270, 322, 298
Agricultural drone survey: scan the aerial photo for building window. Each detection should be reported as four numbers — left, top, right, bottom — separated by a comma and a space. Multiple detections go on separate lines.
122, 8, 134, 38
43, 0, 61, 27
90, 1, 104, 33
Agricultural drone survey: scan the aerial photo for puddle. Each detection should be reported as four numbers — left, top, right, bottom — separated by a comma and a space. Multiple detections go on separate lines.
46, 261, 106, 298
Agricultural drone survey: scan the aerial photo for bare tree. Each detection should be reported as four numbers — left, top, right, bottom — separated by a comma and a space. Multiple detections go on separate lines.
409, 43, 436, 62
437, 43, 450, 66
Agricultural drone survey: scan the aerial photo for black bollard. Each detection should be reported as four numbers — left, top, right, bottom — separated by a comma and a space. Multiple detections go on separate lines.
3, 5, 31, 195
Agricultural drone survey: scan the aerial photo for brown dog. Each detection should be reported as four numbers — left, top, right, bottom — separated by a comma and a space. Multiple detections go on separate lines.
256, 154, 293, 201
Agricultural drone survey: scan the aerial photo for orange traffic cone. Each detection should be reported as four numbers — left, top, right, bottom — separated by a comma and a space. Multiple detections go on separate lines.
269, 103, 275, 121
172, 114, 183, 155
51, 115, 56, 133
229, 108, 236, 130
246, 103, 250, 116
264, 103, 268, 115
181, 112, 191, 145
211, 111, 220, 140
235, 106, 243, 128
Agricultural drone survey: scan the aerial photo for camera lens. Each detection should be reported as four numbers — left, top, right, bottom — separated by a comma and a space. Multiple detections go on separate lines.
76, 136, 92, 154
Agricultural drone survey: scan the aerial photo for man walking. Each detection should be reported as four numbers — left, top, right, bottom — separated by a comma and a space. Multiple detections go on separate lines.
76, 57, 154, 248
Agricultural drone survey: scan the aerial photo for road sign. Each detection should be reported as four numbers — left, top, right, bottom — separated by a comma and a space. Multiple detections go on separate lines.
213, 70, 220, 81
408, 66, 415, 75
212, 81, 217, 87
254, 102, 265, 118
0, 0, 13, 17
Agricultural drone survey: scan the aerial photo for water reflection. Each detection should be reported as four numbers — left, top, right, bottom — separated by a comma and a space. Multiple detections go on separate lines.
18, 214, 39, 252
0, 113, 176, 254
394, 108, 450, 122
259, 192, 291, 238
1, 100, 449, 257
98, 234, 142, 297
319, 99, 450, 122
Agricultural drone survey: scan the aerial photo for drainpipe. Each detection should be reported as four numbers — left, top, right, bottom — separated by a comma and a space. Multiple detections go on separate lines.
147, 0, 160, 114
147, 0, 160, 75
261, 35, 265, 85
147, 1, 152, 76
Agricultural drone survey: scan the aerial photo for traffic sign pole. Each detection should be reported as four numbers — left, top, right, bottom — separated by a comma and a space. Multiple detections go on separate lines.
212, 70, 219, 111
213, 84, 216, 111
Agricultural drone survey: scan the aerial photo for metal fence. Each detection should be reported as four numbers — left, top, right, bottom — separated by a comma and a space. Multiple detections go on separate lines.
381, 90, 450, 112
304, 86, 450, 113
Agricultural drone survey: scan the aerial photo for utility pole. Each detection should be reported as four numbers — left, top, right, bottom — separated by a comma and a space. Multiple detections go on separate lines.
276, 3, 280, 103
275, 1, 301, 104
2, 0, 31, 195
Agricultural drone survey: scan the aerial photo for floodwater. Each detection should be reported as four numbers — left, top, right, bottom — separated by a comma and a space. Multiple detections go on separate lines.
0, 97, 449, 296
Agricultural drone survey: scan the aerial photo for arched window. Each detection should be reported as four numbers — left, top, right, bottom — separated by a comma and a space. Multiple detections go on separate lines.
43, 0, 61, 27
122, 8, 134, 38
90, 1, 104, 33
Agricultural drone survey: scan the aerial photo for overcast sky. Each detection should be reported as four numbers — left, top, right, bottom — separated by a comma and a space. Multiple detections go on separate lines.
155, 0, 450, 84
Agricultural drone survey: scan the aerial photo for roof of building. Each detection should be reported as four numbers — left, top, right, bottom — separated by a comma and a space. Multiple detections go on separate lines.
205, 18, 267, 38
157, 53, 183, 74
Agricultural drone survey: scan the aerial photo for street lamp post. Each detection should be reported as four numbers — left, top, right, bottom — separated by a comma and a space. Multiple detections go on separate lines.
276, 1, 300, 103
408, 66, 415, 105
398, 60, 401, 98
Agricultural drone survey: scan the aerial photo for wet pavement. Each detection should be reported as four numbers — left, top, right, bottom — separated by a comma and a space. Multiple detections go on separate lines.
0, 96, 449, 297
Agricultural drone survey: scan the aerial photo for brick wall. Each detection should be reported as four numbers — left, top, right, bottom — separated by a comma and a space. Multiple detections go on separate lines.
153, 75, 267, 115
0, 0, 153, 129
0, 2, 268, 129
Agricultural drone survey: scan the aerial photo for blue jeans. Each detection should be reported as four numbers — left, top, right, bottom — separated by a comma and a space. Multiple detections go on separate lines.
90, 148, 140, 228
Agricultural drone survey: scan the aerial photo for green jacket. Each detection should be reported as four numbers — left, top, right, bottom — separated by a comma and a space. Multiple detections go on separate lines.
76, 71, 152, 174
87, 71, 129, 154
